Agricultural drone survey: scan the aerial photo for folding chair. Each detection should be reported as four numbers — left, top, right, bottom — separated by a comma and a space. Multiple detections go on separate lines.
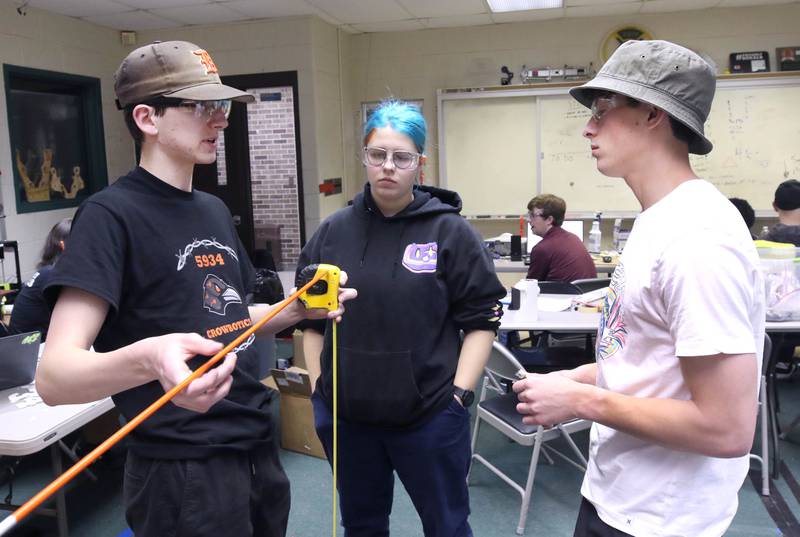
468, 341, 591, 535
570, 277, 611, 293
500, 281, 593, 373
750, 334, 772, 496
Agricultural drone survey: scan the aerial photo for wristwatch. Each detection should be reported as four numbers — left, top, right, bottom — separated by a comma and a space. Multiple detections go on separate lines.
453, 387, 475, 408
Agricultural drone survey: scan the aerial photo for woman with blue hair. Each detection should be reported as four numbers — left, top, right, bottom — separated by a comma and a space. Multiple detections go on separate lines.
296, 100, 505, 536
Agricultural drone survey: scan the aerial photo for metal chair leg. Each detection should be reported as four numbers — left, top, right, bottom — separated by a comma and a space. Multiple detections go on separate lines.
516, 426, 544, 536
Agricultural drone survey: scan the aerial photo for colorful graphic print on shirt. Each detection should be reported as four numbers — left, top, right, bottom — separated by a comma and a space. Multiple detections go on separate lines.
402, 242, 438, 273
597, 263, 627, 360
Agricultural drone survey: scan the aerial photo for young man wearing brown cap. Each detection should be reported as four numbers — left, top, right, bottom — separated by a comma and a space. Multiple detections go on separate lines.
513, 40, 765, 537
36, 41, 355, 537
764, 178, 800, 245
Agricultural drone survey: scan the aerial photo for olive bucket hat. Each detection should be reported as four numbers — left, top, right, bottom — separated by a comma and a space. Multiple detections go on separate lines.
570, 39, 716, 155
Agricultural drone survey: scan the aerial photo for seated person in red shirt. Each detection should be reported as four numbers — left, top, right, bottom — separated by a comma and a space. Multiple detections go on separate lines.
526, 194, 596, 282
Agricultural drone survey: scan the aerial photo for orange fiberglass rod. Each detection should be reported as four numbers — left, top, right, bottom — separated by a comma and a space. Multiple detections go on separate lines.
0, 272, 327, 536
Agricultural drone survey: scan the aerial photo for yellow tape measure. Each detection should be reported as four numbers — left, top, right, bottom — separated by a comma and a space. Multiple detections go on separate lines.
297, 264, 340, 536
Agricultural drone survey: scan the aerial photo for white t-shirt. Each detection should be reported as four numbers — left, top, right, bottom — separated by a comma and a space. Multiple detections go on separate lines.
582, 179, 766, 537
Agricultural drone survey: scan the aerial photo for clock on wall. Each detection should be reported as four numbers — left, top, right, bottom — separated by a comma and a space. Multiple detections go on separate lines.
601, 26, 654, 63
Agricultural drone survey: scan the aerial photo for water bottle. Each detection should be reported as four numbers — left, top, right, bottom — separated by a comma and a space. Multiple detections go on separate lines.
524, 279, 539, 320
588, 213, 602, 254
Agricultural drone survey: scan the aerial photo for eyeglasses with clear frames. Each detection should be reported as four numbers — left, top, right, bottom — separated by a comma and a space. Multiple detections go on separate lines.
524, 211, 546, 222
362, 146, 422, 170
590, 94, 625, 122
178, 99, 233, 119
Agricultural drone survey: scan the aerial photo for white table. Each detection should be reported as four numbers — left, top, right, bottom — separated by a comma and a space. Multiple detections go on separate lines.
501, 309, 599, 332
0, 381, 114, 536
493, 259, 617, 275
500, 304, 800, 480
501, 305, 800, 335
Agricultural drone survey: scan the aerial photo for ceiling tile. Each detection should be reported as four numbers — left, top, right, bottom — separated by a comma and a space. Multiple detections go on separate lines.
396, 0, 487, 18
565, 0, 639, 6
491, 7, 565, 22
24, 0, 800, 33
149, 4, 249, 24
117, 0, 211, 8
306, 0, 410, 24
28, 0, 130, 17
222, 0, 318, 19
423, 13, 495, 28
309, 10, 346, 26
718, 0, 795, 6
566, 2, 640, 16
350, 19, 427, 33
150, 3, 249, 25
640, 0, 720, 12
83, 10, 180, 30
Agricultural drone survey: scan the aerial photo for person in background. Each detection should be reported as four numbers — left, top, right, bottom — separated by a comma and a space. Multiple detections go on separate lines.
36, 41, 355, 537
762, 179, 800, 374
8, 218, 72, 339
526, 193, 596, 282
763, 179, 800, 245
514, 40, 764, 537
729, 197, 756, 240
297, 100, 505, 537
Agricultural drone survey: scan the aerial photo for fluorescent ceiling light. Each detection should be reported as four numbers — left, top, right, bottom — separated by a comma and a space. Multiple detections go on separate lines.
486, 0, 563, 12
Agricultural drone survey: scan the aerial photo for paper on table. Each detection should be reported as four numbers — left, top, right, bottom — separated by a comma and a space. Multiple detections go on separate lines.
537, 296, 574, 312
575, 287, 608, 307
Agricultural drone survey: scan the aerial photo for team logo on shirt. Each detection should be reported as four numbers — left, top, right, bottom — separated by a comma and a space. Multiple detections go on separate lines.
597, 263, 627, 360
402, 242, 438, 274
202, 274, 243, 315
175, 238, 238, 271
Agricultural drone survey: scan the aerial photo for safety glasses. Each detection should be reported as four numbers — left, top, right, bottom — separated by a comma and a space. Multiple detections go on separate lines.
361, 146, 422, 170
178, 99, 233, 119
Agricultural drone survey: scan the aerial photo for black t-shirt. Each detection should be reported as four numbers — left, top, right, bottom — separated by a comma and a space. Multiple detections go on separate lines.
9, 265, 54, 339
45, 167, 271, 459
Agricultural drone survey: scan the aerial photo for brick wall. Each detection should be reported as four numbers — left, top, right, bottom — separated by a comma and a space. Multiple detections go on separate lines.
216, 86, 300, 269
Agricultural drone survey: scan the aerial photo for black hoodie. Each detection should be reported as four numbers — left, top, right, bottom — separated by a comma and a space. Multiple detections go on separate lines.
297, 184, 505, 428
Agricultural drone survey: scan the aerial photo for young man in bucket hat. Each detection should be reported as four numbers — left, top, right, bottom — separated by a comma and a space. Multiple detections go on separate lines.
513, 40, 765, 537
36, 41, 355, 537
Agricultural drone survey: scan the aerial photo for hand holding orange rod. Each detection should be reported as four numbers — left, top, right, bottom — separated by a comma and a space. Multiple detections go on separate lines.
0, 269, 336, 536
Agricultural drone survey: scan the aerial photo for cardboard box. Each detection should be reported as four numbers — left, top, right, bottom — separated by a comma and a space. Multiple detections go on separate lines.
292, 330, 306, 370
265, 367, 325, 459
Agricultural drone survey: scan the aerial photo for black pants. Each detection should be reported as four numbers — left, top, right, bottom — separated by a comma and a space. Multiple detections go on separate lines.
123, 442, 290, 537
574, 498, 633, 537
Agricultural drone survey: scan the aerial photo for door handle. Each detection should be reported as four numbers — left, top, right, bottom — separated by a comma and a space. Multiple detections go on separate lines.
233, 215, 242, 226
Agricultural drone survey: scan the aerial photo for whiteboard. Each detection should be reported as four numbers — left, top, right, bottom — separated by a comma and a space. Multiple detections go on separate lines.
689, 83, 800, 209
438, 75, 800, 215
539, 94, 639, 212
440, 96, 537, 216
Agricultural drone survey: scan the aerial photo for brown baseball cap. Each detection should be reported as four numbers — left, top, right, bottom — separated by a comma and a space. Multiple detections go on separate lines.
114, 40, 254, 109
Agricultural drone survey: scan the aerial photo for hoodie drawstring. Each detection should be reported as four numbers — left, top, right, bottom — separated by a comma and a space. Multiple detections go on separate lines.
391, 221, 408, 279
360, 210, 373, 267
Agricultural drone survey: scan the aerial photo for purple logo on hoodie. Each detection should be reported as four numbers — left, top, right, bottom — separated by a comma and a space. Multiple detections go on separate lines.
402, 242, 438, 273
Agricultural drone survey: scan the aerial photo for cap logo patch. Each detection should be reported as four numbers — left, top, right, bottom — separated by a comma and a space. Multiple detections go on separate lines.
192, 49, 218, 75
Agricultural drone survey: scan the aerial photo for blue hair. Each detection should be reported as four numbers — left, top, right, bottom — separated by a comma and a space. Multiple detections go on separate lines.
363, 100, 427, 153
